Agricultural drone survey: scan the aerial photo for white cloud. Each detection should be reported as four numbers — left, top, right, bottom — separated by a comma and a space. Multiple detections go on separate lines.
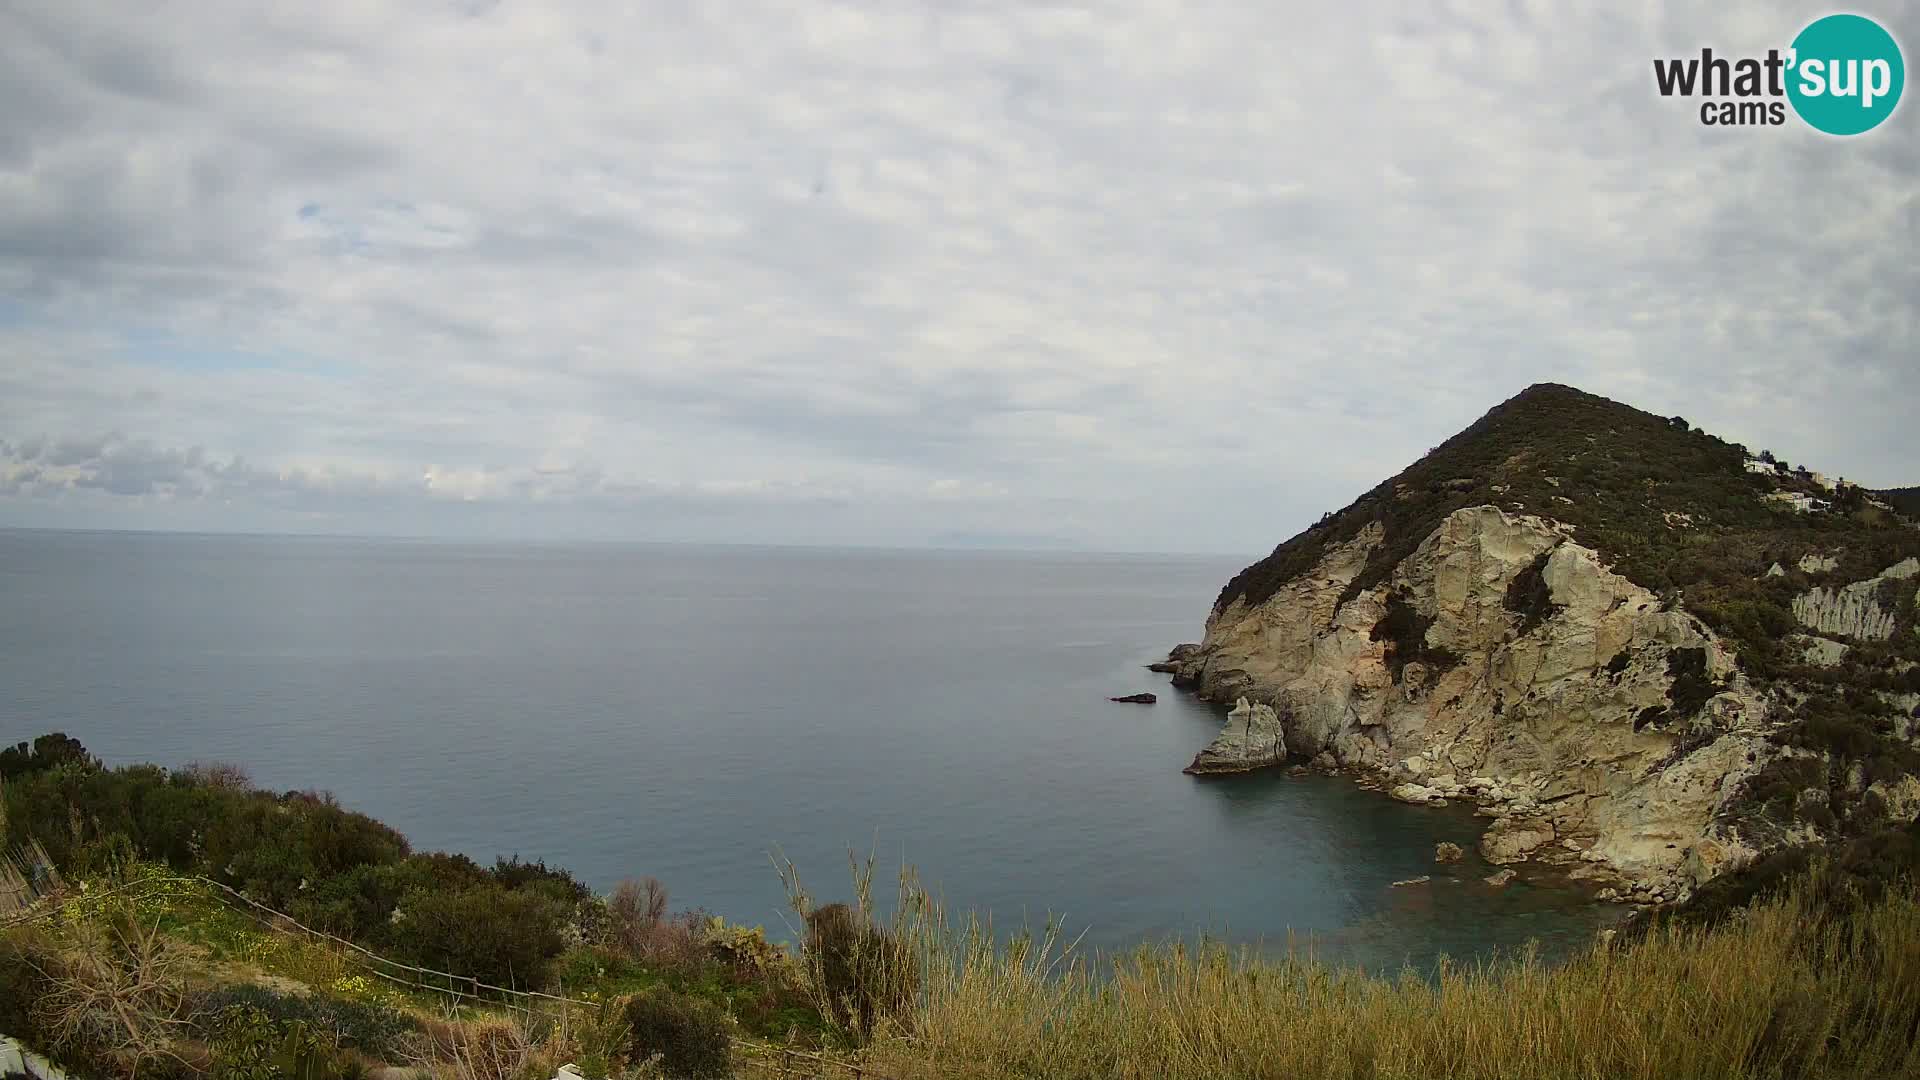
0, 0, 1914, 552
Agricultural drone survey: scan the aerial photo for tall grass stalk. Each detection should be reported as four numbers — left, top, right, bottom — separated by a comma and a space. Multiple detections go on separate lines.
807, 862, 1920, 1080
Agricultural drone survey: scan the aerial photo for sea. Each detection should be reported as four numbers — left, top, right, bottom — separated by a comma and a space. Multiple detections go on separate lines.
0, 527, 1623, 971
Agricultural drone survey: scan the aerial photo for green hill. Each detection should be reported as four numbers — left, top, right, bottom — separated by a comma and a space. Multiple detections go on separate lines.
1219, 383, 1920, 684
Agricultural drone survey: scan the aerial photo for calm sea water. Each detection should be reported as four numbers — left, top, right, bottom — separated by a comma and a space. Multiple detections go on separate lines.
0, 528, 1619, 970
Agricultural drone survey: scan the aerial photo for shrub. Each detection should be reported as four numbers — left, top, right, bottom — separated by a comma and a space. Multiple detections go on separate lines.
492, 855, 591, 905
1, 757, 409, 908
186, 984, 421, 1060
209, 1004, 361, 1080
1664, 647, 1717, 718
385, 883, 568, 991
621, 989, 732, 1079
180, 761, 254, 792
703, 916, 788, 982
1368, 594, 1458, 684
0, 733, 98, 780
804, 903, 918, 1038
0, 930, 58, 1043
1503, 549, 1561, 637
29, 911, 191, 1070
607, 877, 670, 958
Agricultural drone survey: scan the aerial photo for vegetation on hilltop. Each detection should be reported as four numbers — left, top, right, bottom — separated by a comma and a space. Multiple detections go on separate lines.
1881, 486, 1920, 518
1219, 384, 1918, 633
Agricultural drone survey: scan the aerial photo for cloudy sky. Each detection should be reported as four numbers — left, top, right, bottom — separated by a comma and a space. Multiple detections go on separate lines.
1, 1, 1913, 553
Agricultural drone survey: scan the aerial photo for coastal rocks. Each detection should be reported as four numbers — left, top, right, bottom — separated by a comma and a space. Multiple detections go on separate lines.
1184, 697, 1285, 774
1798, 553, 1838, 574
1148, 643, 1201, 677
1484, 869, 1516, 887
1391, 783, 1447, 805
1435, 842, 1464, 863
1163, 504, 1777, 893
1109, 693, 1158, 704
1791, 557, 1920, 641
1480, 817, 1555, 864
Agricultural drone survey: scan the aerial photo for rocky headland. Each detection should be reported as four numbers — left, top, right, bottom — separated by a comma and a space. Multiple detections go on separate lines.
1159, 385, 1920, 905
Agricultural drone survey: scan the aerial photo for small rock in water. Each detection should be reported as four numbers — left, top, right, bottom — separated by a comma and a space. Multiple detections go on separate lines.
1435, 841, 1464, 863
1391, 875, 1432, 887
1108, 692, 1157, 704
1484, 868, 1517, 887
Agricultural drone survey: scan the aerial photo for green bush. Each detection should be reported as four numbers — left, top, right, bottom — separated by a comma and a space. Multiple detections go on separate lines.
1664, 647, 1717, 718
621, 989, 733, 1079
491, 855, 591, 906
1503, 549, 1562, 636
0, 750, 410, 908
803, 903, 918, 1038
0, 733, 96, 780
384, 883, 568, 990
208, 1003, 362, 1080
1368, 593, 1458, 684
186, 985, 421, 1060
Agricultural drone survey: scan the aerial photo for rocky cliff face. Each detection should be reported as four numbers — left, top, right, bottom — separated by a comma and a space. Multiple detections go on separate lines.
1162, 506, 1775, 898
1161, 385, 1920, 903
1790, 557, 1919, 641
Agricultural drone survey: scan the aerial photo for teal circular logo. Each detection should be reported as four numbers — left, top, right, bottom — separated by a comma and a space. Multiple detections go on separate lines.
1787, 14, 1905, 135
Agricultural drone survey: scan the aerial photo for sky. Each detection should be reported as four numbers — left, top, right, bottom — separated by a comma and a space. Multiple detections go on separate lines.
1, 1, 1914, 555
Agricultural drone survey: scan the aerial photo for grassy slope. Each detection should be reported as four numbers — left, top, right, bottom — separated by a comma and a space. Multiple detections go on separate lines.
863, 865, 1920, 1080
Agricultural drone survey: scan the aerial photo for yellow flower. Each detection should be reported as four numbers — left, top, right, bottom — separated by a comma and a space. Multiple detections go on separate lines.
331, 974, 375, 998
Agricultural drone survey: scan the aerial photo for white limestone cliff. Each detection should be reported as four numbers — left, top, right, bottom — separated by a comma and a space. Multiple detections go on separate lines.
1791, 557, 1920, 642
1168, 505, 1781, 899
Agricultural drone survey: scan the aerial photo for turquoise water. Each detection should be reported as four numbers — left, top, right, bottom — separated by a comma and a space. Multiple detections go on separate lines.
0, 528, 1620, 969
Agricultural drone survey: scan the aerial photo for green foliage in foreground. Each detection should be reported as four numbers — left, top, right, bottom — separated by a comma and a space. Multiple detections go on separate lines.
0, 744, 587, 989
9, 733, 1920, 1080
0, 733, 833, 1071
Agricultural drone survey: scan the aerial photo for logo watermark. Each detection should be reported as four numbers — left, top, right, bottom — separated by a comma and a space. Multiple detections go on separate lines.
1653, 12, 1904, 134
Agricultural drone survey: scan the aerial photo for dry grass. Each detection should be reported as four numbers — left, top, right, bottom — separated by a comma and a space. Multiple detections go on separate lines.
28, 911, 196, 1070
839, 866, 1920, 1080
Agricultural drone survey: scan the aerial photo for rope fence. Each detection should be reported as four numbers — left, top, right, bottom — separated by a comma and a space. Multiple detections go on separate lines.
1, 872, 902, 1080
